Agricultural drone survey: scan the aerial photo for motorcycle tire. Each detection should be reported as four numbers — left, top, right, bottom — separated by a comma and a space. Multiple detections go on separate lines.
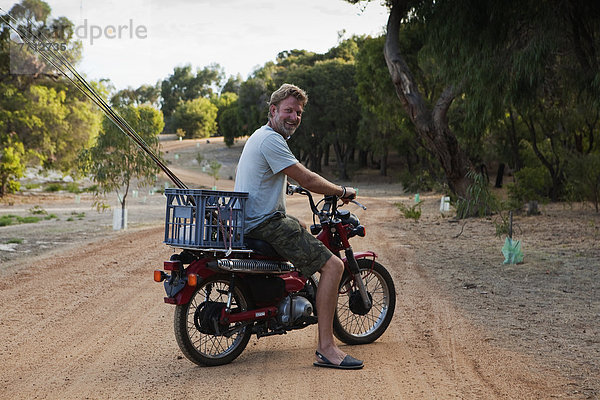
333, 259, 396, 345
174, 274, 253, 366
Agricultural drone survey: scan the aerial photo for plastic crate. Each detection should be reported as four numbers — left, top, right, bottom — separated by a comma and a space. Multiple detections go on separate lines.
164, 188, 248, 251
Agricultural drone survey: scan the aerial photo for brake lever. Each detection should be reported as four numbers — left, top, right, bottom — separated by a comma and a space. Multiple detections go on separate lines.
351, 199, 367, 210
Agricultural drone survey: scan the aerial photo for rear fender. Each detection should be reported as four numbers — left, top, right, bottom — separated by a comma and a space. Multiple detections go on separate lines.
165, 258, 216, 305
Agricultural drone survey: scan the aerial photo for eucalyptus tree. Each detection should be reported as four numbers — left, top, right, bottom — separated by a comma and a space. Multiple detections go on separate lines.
347, 0, 600, 203
81, 104, 164, 227
160, 63, 225, 122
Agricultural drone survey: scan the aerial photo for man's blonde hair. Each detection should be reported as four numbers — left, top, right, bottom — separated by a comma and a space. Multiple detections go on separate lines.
267, 83, 308, 120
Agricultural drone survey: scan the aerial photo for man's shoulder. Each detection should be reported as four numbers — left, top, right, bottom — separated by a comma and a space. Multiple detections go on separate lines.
248, 125, 285, 148
251, 125, 279, 140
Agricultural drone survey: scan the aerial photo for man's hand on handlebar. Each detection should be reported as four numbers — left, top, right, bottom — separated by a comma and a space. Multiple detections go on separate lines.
340, 186, 356, 204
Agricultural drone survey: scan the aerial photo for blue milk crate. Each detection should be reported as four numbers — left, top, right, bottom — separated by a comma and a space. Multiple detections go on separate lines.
164, 188, 248, 251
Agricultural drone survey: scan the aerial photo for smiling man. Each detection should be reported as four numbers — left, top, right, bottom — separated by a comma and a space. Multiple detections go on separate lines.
234, 83, 362, 369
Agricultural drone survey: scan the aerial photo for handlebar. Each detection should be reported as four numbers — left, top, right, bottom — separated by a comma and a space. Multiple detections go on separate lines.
286, 184, 366, 216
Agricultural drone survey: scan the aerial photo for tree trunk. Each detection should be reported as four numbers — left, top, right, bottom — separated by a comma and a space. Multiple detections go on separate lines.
358, 149, 368, 168
495, 163, 505, 188
380, 148, 388, 176
333, 141, 349, 180
384, 0, 473, 197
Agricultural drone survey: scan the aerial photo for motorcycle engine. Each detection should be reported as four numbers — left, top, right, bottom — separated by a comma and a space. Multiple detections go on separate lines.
277, 295, 313, 326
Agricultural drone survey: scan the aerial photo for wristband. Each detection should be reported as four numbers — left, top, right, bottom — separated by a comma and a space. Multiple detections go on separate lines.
341, 186, 346, 198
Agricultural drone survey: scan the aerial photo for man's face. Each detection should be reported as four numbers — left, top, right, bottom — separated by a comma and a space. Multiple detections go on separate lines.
269, 96, 303, 137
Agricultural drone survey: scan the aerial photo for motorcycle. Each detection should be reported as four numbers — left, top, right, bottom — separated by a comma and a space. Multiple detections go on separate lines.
154, 184, 396, 366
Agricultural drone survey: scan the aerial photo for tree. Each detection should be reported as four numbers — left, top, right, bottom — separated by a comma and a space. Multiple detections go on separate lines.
1, 0, 95, 177
221, 74, 243, 95
110, 83, 160, 108
219, 102, 242, 147
81, 105, 164, 229
355, 35, 408, 176
2, 0, 82, 82
0, 131, 26, 196
172, 97, 218, 139
160, 63, 225, 122
208, 159, 221, 189
277, 37, 365, 178
380, 0, 473, 197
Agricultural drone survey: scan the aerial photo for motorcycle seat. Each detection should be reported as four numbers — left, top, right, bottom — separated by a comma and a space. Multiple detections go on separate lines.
244, 237, 283, 259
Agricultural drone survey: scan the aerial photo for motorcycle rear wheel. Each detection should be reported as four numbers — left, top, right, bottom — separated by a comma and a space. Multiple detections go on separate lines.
333, 259, 396, 345
174, 274, 252, 366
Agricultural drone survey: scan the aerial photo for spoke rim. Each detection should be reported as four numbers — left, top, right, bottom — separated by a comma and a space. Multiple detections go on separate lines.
336, 269, 390, 337
186, 280, 247, 359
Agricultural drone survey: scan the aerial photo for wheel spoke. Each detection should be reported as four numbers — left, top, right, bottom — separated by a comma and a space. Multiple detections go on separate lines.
336, 266, 392, 337
183, 278, 248, 358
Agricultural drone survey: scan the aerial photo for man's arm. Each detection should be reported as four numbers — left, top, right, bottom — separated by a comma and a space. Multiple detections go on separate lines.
283, 162, 355, 198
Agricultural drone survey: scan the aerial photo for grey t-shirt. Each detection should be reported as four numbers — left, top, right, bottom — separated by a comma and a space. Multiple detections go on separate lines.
234, 125, 298, 232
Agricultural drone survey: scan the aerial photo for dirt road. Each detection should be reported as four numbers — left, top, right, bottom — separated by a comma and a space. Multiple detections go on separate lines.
0, 193, 569, 399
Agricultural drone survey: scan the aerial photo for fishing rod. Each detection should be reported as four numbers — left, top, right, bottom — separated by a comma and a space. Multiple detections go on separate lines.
0, 7, 188, 190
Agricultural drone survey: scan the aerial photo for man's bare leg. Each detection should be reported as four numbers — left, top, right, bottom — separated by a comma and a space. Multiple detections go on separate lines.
315, 255, 347, 364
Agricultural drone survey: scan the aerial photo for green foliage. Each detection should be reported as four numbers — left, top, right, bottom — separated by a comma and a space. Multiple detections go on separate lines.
44, 182, 63, 192
208, 159, 222, 187
64, 182, 81, 193
355, 35, 408, 175
284, 55, 361, 179
212, 92, 241, 146
70, 211, 85, 220
456, 171, 500, 219
80, 104, 164, 211
0, 1, 96, 176
0, 212, 56, 226
0, 132, 26, 196
160, 64, 225, 122
28, 205, 47, 215
395, 201, 423, 221
0, 215, 16, 226
172, 97, 218, 139
111, 83, 160, 108
567, 153, 600, 212
507, 166, 552, 205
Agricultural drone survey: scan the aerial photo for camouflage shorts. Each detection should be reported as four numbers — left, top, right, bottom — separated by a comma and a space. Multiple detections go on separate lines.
247, 213, 333, 277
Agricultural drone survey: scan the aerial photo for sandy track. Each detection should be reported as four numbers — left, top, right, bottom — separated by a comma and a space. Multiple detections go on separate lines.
0, 194, 568, 399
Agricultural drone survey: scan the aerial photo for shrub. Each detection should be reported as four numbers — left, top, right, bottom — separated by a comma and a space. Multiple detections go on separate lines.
456, 171, 500, 219
29, 205, 48, 215
395, 201, 423, 221
0, 215, 15, 226
507, 166, 552, 204
567, 153, 600, 212
65, 182, 82, 193
44, 183, 63, 192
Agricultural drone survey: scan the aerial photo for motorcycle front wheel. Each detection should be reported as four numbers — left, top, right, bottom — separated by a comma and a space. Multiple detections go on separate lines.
333, 259, 396, 345
174, 274, 252, 366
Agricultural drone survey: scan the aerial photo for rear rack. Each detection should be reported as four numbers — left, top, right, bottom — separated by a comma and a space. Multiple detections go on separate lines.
164, 189, 248, 253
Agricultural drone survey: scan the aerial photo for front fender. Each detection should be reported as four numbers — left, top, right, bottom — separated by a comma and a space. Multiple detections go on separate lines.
341, 250, 377, 265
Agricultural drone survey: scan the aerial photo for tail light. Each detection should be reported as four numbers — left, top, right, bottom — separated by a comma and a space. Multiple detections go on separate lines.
163, 260, 182, 271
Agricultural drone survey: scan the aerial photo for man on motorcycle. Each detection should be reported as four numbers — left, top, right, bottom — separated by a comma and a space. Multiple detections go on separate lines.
234, 83, 363, 369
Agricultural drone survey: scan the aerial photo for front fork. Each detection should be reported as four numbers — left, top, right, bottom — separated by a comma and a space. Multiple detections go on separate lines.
344, 247, 372, 310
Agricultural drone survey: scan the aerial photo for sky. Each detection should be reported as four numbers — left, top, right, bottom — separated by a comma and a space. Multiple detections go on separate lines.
1, 0, 389, 90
